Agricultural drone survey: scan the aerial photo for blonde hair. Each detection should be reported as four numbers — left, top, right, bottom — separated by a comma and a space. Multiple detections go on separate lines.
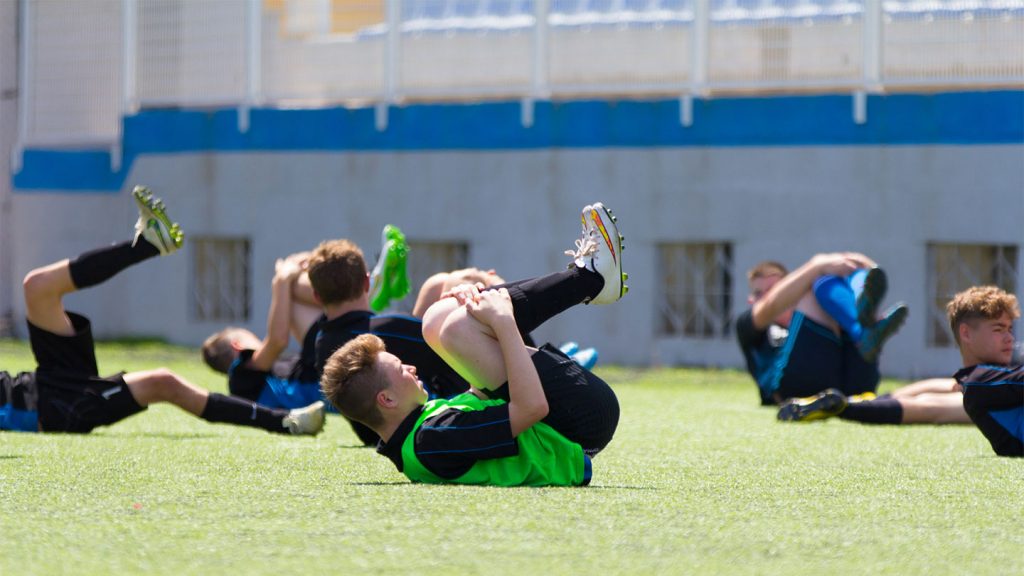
306, 239, 367, 305
946, 286, 1020, 346
320, 334, 389, 428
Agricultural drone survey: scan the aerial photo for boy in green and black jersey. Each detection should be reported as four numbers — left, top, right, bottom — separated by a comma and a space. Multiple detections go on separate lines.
320, 203, 626, 486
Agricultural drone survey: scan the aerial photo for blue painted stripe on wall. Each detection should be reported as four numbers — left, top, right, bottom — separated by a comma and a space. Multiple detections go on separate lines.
13, 90, 1024, 192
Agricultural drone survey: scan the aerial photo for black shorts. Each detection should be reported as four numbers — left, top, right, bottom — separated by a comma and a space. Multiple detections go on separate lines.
770, 312, 879, 403
29, 312, 145, 433
486, 344, 620, 456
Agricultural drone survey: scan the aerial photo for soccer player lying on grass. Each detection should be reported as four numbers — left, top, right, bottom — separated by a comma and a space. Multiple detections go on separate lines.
737, 254, 908, 406
199, 226, 410, 445
306, 213, 622, 445
201, 251, 323, 406
947, 286, 1023, 457
319, 203, 626, 486
0, 186, 324, 436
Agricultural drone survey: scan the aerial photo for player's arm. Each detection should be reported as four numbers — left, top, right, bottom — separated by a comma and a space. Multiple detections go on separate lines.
467, 288, 548, 437
751, 252, 874, 330
248, 255, 305, 371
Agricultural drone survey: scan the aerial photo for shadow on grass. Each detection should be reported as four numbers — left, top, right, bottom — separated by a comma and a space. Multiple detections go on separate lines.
0, 455, 23, 460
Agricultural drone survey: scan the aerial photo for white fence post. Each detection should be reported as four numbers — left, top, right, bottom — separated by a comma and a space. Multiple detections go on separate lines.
377, 0, 401, 132
12, 0, 32, 174
685, 0, 709, 127
857, 0, 883, 124
240, 0, 262, 134
523, 0, 549, 128
115, 0, 138, 172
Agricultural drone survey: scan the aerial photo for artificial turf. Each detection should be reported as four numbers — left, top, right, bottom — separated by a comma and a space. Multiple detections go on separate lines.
0, 339, 1019, 575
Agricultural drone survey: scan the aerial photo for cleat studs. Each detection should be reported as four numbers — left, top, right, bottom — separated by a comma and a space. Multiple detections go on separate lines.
622, 272, 628, 281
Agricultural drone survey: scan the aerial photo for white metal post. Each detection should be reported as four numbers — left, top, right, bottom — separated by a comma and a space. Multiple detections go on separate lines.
115, 0, 138, 172
377, 0, 402, 132
12, 0, 32, 174
523, 0, 549, 128
857, 0, 883, 124
686, 0, 709, 127
240, 0, 262, 133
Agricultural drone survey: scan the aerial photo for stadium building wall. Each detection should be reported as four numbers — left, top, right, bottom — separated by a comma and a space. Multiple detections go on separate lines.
7, 91, 1024, 380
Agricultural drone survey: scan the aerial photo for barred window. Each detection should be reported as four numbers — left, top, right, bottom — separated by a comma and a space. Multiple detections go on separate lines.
388, 240, 469, 314
658, 242, 733, 338
191, 237, 251, 322
927, 243, 1018, 347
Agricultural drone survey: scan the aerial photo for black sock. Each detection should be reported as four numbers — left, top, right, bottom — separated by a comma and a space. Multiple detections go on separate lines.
491, 267, 604, 336
200, 393, 290, 434
838, 395, 903, 425
68, 240, 160, 290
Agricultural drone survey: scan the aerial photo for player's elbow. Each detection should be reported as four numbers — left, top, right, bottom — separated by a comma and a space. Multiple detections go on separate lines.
525, 396, 549, 423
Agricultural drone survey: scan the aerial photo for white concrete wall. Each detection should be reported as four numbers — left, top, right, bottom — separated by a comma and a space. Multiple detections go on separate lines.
9, 144, 1023, 379
0, 0, 17, 334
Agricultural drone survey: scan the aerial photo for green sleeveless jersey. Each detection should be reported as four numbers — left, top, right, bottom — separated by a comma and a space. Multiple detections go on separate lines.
400, 393, 590, 487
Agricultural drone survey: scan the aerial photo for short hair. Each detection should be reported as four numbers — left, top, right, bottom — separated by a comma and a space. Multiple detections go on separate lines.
946, 286, 1021, 346
306, 239, 367, 306
747, 261, 788, 282
201, 327, 246, 373
321, 334, 389, 428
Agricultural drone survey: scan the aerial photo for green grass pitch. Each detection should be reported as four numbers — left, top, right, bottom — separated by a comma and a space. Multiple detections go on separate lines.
0, 339, 1020, 575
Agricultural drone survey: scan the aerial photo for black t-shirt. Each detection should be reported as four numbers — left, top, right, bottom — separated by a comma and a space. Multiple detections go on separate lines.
377, 402, 518, 479
735, 310, 787, 384
954, 363, 1024, 457
315, 310, 470, 398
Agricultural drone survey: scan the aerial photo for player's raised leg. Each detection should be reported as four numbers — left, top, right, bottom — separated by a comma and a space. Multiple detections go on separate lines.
23, 185, 183, 337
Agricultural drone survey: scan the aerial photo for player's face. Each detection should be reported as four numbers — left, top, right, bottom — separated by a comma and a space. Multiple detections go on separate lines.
961, 313, 1016, 365
747, 275, 780, 304
748, 274, 793, 326
379, 351, 428, 405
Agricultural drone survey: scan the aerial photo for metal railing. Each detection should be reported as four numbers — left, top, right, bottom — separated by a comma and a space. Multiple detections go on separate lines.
12, 0, 1024, 172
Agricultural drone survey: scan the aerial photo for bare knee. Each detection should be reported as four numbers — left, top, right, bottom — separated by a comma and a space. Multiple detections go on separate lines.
126, 368, 183, 404
23, 261, 73, 306
23, 268, 59, 304
422, 298, 461, 350
436, 308, 481, 355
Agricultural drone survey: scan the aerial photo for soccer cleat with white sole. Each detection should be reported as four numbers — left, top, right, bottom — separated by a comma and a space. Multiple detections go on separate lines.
132, 185, 183, 255
283, 400, 326, 436
368, 224, 410, 312
565, 202, 628, 305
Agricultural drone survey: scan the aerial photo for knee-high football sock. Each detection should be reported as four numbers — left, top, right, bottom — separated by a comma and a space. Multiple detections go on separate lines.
200, 393, 290, 434
68, 240, 160, 290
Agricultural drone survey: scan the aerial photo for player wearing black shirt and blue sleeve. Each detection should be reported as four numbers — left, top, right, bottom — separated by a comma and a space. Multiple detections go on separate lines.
947, 286, 1023, 457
